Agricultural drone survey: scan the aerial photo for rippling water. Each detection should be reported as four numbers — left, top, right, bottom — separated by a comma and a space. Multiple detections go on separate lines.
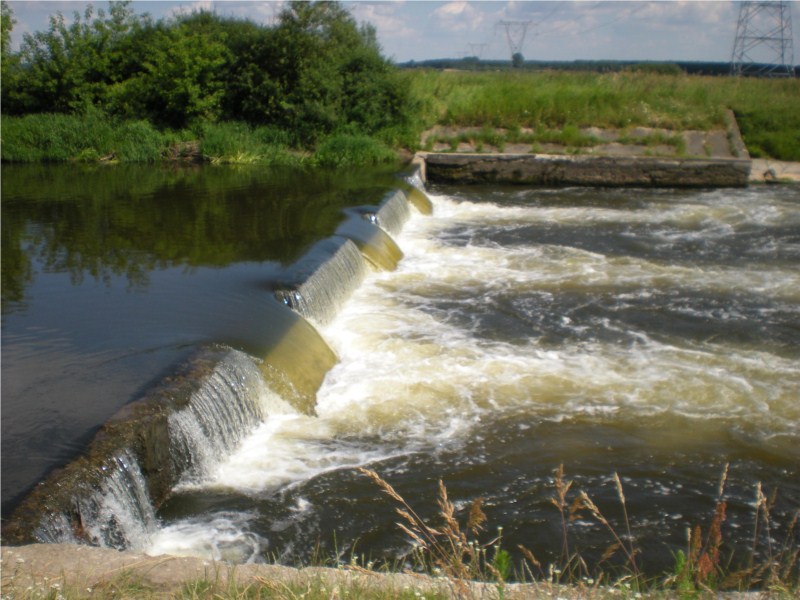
151, 185, 800, 574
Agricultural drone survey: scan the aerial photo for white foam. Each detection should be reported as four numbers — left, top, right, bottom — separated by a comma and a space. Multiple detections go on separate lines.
150, 186, 800, 560
147, 512, 264, 563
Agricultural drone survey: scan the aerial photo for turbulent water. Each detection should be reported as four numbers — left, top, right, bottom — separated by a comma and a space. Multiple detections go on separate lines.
147, 184, 799, 573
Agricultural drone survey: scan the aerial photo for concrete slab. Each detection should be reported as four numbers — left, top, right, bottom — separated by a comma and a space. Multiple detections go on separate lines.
751, 159, 800, 183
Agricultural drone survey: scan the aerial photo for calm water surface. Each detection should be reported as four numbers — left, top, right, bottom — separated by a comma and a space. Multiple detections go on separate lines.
2, 165, 798, 575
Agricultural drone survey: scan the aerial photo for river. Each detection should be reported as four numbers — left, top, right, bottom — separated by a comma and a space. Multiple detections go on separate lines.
2, 164, 798, 577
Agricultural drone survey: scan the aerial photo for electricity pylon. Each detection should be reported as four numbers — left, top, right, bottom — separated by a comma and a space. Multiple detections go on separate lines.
497, 20, 532, 61
731, 1, 795, 76
468, 43, 489, 59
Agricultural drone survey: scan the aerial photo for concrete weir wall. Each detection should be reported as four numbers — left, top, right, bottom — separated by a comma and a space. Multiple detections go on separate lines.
419, 152, 752, 187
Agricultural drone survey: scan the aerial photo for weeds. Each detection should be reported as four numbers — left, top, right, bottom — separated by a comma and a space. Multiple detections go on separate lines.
3, 465, 797, 598
358, 467, 508, 595
0, 112, 166, 163
359, 464, 799, 597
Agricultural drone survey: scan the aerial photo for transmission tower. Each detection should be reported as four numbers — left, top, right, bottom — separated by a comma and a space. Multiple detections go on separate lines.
468, 43, 489, 59
731, 1, 795, 76
497, 20, 532, 60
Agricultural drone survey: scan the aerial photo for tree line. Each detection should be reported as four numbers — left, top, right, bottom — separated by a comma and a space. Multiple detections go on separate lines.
0, 0, 413, 148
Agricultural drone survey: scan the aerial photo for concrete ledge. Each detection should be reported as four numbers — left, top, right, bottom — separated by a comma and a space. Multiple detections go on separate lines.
419, 153, 752, 188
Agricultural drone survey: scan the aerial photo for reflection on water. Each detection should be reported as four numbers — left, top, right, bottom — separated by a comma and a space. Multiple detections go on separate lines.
0, 163, 402, 512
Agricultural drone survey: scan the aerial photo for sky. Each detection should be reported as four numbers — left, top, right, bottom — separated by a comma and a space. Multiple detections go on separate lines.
5, 1, 799, 64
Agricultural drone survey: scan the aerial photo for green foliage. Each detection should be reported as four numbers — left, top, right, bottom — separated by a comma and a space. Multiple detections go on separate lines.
313, 134, 397, 168
131, 14, 232, 128
4, 2, 150, 115
2, 1, 412, 149
0, 112, 166, 162
1, 0, 14, 60
259, 1, 412, 145
197, 121, 299, 165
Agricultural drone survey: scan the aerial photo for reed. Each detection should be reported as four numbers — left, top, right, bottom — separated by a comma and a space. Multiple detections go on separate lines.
359, 465, 799, 597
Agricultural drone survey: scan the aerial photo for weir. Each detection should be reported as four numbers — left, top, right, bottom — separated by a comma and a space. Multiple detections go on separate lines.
2, 183, 426, 550
274, 237, 368, 326
167, 350, 291, 482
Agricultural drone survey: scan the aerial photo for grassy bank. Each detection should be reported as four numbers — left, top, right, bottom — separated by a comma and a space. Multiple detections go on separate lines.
403, 70, 800, 161
2, 70, 798, 164
0, 114, 402, 167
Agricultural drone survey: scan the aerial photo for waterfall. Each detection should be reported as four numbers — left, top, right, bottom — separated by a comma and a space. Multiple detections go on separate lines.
404, 168, 434, 215
275, 237, 368, 326
369, 190, 412, 237
168, 349, 293, 482
33, 450, 157, 551
5, 185, 419, 554
336, 213, 404, 271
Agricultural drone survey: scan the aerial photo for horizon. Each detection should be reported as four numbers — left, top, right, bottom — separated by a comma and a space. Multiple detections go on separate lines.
5, 1, 798, 66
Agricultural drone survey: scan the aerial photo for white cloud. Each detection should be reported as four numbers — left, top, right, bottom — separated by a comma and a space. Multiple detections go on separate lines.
348, 2, 416, 40
168, 0, 214, 18
432, 0, 486, 33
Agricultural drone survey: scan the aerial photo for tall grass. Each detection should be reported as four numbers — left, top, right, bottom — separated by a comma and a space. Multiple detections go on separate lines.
405, 70, 800, 160
313, 133, 399, 168
1, 112, 166, 163
196, 121, 301, 166
359, 465, 799, 597
1, 116, 401, 167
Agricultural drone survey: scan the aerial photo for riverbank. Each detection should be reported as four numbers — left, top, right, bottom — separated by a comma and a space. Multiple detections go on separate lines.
0, 544, 768, 599
412, 118, 800, 185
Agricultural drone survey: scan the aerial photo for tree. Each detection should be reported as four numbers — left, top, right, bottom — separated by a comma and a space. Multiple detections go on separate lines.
130, 13, 232, 128
1, 0, 21, 108
263, 1, 410, 144
512, 52, 525, 68
8, 2, 148, 114
1, 0, 14, 57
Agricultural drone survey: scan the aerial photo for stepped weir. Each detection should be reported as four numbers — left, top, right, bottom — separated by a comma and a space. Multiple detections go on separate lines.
2, 174, 433, 550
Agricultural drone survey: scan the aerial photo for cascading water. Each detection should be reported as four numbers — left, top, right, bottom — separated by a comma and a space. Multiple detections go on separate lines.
168, 349, 294, 482
33, 450, 157, 551
274, 238, 369, 326
4, 183, 421, 557
146, 182, 800, 572
371, 190, 412, 237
